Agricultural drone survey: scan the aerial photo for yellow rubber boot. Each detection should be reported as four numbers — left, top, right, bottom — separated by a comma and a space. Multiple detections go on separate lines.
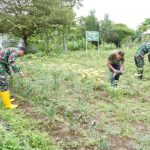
0, 92, 15, 102
1, 91, 18, 109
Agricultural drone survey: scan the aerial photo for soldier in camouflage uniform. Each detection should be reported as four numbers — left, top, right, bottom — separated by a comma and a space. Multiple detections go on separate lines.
0, 47, 27, 109
134, 43, 150, 79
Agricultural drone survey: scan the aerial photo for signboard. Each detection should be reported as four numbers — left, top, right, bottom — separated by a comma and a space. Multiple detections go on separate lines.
86, 31, 100, 41
85, 31, 100, 50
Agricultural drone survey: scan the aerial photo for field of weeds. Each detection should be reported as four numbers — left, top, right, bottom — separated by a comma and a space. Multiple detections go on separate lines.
0, 48, 149, 150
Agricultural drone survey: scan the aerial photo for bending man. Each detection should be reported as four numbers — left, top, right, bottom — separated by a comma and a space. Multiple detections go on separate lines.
107, 50, 125, 86
134, 43, 150, 79
0, 47, 27, 109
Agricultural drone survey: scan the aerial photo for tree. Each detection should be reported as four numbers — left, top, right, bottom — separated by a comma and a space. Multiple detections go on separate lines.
79, 9, 99, 31
111, 23, 134, 47
138, 18, 150, 33
99, 14, 112, 44
0, 0, 81, 49
78, 9, 99, 47
99, 14, 134, 47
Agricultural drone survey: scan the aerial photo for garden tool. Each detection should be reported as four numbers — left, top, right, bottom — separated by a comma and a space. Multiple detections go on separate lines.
9, 75, 16, 102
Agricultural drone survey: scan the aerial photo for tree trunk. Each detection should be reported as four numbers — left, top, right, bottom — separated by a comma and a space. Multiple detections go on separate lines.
45, 31, 49, 53
23, 34, 28, 48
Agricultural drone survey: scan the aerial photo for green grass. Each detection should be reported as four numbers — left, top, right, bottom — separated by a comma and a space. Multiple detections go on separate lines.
0, 48, 150, 150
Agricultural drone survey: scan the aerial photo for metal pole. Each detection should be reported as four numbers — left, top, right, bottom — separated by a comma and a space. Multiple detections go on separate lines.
98, 40, 100, 51
86, 40, 88, 51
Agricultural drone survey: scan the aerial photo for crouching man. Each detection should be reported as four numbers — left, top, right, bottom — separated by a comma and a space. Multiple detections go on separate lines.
107, 50, 125, 86
0, 47, 28, 109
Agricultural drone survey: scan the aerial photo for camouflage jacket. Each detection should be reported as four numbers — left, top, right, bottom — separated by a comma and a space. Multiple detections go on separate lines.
0, 47, 20, 73
136, 43, 150, 56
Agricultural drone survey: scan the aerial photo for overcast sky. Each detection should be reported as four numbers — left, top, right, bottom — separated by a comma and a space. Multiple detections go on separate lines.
75, 0, 150, 29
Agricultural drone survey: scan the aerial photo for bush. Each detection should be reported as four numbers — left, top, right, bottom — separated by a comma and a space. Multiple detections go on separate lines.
67, 40, 85, 51
100, 43, 116, 50
1, 35, 20, 48
67, 40, 98, 51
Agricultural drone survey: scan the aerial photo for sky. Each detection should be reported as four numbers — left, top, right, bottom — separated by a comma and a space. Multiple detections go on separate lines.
75, 0, 150, 29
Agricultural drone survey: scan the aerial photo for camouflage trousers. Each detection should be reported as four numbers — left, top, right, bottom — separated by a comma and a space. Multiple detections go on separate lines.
134, 54, 144, 79
0, 64, 9, 91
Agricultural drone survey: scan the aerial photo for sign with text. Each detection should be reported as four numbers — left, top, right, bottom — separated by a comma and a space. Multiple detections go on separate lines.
86, 31, 100, 41
85, 31, 100, 50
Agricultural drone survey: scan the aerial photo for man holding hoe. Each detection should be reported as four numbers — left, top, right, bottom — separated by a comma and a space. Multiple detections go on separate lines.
0, 47, 28, 109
